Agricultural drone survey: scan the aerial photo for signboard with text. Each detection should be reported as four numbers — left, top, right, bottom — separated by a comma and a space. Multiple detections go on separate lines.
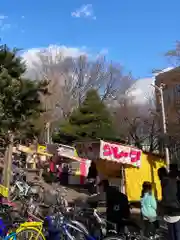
57, 144, 77, 157
100, 140, 141, 167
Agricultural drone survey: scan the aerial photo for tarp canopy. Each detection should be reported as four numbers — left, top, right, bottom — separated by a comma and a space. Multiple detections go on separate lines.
57, 144, 87, 162
17, 144, 53, 157
57, 153, 85, 162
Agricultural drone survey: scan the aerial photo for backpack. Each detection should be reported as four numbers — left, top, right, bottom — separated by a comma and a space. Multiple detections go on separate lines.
106, 187, 130, 221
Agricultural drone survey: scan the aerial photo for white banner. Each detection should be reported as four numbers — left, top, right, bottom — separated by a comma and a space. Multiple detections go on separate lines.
100, 140, 141, 167
57, 144, 76, 157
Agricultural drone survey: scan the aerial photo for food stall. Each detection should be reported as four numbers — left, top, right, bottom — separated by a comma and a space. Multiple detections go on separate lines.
57, 144, 91, 185
18, 144, 52, 169
46, 143, 91, 185
74, 140, 165, 201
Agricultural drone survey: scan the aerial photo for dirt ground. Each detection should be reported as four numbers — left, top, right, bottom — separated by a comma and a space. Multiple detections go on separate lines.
24, 170, 170, 237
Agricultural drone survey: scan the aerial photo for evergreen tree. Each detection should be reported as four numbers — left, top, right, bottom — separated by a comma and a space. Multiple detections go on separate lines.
0, 44, 48, 142
54, 89, 116, 144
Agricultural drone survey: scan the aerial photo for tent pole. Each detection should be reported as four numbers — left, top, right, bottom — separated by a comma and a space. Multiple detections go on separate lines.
121, 165, 126, 194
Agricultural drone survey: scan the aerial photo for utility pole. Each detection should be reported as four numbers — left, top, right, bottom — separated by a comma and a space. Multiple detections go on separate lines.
3, 132, 14, 199
46, 122, 50, 144
151, 83, 170, 170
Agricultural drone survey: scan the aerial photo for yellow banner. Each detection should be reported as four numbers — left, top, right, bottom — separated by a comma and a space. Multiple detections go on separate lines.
37, 144, 52, 157
0, 184, 8, 197
18, 145, 34, 154
37, 144, 46, 153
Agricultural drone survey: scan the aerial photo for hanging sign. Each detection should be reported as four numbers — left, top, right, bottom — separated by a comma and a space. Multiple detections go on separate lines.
100, 140, 141, 167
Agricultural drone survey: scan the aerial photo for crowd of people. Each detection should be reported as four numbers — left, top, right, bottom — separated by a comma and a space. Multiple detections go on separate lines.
86, 161, 180, 240
158, 164, 180, 240
141, 164, 180, 239
48, 158, 71, 185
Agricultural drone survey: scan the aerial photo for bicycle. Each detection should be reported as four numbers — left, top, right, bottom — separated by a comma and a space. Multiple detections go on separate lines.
69, 205, 141, 240
15, 222, 46, 240
0, 216, 15, 240
0, 217, 45, 240
2, 232, 16, 240
44, 211, 125, 240
0, 202, 45, 240
10, 175, 44, 203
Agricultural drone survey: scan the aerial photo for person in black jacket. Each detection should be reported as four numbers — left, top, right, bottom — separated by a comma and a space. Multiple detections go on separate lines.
87, 162, 98, 194
87, 162, 98, 179
159, 165, 180, 240
98, 179, 130, 233
158, 167, 168, 184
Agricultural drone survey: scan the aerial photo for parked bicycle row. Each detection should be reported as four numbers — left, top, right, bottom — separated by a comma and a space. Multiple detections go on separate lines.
0, 165, 172, 240
0, 183, 168, 240
0, 197, 168, 240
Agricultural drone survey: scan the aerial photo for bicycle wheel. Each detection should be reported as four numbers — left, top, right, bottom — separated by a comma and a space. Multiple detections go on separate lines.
16, 228, 45, 240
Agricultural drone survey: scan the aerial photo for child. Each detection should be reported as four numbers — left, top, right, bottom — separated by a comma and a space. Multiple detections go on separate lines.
141, 182, 159, 237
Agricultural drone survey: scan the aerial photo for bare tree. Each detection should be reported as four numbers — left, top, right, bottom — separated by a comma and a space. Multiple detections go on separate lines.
152, 41, 180, 74
165, 41, 180, 67
113, 96, 161, 152
30, 49, 133, 141
57, 56, 133, 111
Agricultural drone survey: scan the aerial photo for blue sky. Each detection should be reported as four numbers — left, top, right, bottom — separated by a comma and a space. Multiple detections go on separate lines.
0, 0, 180, 79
